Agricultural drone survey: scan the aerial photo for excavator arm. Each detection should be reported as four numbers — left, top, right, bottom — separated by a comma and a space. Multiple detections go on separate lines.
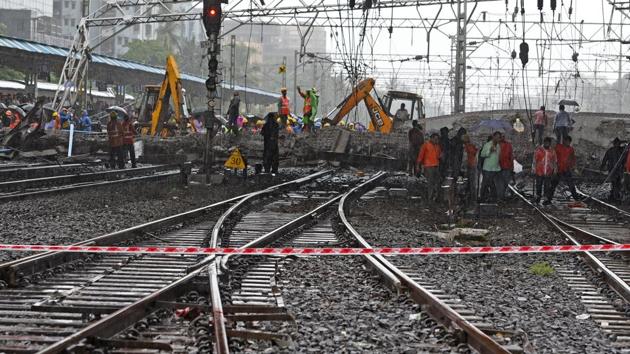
364, 94, 393, 133
150, 55, 194, 136
326, 78, 392, 133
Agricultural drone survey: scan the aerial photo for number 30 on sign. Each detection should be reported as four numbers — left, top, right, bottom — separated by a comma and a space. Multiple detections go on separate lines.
225, 148, 246, 170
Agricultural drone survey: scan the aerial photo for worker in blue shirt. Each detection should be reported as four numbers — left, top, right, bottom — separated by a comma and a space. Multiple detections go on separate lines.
59, 108, 72, 129
79, 110, 92, 132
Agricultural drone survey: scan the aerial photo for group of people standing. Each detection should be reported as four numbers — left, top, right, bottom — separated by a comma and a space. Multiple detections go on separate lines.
601, 137, 630, 202
411, 123, 516, 204
43, 108, 92, 132
106, 112, 137, 169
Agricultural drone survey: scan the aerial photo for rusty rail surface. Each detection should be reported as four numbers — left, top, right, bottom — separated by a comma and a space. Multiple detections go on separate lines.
510, 185, 630, 304
339, 174, 510, 354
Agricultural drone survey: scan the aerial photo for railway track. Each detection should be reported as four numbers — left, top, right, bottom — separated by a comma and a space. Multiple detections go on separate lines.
337, 174, 521, 354
0, 164, 184, 201
0, 169, 524, 353
511, 181, 630, 345
0, 170, 332, 353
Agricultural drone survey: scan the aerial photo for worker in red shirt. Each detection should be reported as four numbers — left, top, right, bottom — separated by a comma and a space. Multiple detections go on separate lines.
498, 133, 514, 200
533, 105, 547, 146
551, 135, 580, 201
463, 134, 478, 204
416, 133, 442, 203
533, 137, 557, 205
121, 115, 137, 168
107, 112, 125, 169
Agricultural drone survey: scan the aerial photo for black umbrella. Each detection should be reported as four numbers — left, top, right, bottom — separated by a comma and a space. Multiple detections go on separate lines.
558, 99, 579, 106
106, 106, 128, 118
20, 103, 34, 113
42, 103, 55, 114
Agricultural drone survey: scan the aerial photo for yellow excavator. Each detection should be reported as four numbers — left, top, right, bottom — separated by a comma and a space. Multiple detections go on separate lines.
136, 55, 195, 137
324, 78, 425, 134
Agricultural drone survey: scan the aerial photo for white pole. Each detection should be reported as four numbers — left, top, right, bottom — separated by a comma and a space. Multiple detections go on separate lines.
68, 123, 75, 158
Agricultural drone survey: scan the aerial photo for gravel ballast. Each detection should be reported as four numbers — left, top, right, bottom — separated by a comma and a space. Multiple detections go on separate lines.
349, 195, 622, 353
267, 256, 463, 353
0, 169, 313, 263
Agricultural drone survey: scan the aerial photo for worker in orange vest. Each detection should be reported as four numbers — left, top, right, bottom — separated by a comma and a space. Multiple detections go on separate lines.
107, 112, 125, 169
52, 112, 61, 130
121, 115, 137, 168
416, 133, 442, 203
277, 88, 290, 127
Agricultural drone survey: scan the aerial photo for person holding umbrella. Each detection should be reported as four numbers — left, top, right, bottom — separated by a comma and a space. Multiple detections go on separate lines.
107, 112, 125, 169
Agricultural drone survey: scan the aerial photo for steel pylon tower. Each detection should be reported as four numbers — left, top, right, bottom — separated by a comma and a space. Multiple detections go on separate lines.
453, 0, 468, 113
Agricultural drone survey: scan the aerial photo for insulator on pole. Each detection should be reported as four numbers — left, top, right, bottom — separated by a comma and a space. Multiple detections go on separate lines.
511, 49, 517, 60
572, 52, 579, 62
519, 41, 529, 67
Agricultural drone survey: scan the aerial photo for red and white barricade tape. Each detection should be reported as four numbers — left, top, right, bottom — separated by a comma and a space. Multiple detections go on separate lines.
1, 243, 630, 255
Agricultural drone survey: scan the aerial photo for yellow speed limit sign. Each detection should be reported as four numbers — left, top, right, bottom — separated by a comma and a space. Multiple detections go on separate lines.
225, 148, 246, 170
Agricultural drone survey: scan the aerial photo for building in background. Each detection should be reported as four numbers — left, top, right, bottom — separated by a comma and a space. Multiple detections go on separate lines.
0, 0, 62, 46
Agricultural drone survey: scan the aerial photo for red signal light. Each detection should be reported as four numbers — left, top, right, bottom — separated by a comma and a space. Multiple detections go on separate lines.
208, 8, 217, 16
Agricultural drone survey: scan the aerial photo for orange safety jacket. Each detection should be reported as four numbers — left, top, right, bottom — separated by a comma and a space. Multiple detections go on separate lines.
533, 146, 557, 176
279, 96, 290, 115
122, 120, 135, 145
625, 151, 630, 173
107, 120, 123, 147
416, 141, 441, 168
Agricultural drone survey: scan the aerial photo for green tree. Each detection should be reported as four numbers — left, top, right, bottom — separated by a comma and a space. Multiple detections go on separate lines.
122, 39, 173, 66
0, 66, 23, 81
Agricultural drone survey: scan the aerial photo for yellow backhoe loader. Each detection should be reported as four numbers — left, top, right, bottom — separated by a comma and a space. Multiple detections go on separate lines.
324, 78, 425, 134
136, 55, 194, 137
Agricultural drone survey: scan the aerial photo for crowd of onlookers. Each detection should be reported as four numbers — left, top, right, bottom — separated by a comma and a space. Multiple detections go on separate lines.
412, 104, 630, 206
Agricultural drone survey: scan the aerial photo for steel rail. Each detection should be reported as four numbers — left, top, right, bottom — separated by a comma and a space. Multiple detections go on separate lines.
339, 175, 510, 354
34, 170, 334, 354
0, 170, 179, 202
337, 172, 403, 291
205, 169, 332, 354
577, 189, 630, 219
0, 163, 86, 180
510, 185, 630, 304
0, 175, 296, 285
0, 164, 177, 192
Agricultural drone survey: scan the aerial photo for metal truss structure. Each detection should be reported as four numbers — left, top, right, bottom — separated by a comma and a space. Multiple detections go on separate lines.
53, 0, 630, 114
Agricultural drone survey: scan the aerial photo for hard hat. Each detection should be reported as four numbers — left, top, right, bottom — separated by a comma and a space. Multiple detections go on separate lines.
256, 120, 264, 126
52, 112, 58, 117
323, 122, 331, 127
280, 87, 287, 92
109, 111, 117, 118
5, 111, 12, 116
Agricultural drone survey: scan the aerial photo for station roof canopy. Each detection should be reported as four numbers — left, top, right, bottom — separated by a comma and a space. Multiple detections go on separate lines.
0, 35, 278, 105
